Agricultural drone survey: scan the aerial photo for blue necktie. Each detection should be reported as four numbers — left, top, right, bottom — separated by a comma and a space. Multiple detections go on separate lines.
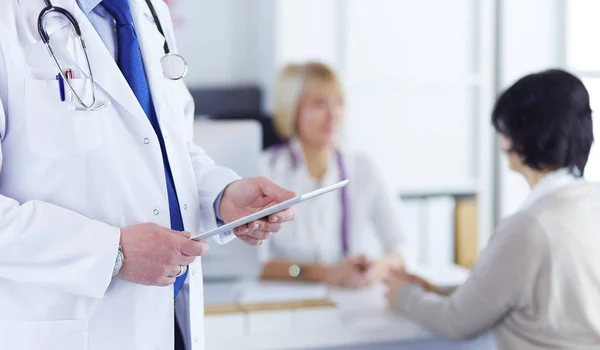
102, 0, 188, 297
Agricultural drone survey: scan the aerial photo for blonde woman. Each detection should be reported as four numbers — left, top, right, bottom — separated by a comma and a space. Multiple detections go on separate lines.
259, 62, 405, 288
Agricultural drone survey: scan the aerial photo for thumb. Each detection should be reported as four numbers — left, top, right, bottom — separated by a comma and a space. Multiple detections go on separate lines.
259, 177, 296, 202
173, 230, 191, 239
391, 267, 407, 277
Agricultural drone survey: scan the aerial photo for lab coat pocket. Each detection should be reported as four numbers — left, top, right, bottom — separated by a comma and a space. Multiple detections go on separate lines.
25, 78, 105, 158
0, 319, 88, 350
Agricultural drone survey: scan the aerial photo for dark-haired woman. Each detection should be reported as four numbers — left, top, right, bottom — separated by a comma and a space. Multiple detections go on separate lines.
385, 69, 600, 350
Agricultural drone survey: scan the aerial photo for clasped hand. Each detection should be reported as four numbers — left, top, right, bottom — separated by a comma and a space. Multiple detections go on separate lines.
325, 255, 375, 288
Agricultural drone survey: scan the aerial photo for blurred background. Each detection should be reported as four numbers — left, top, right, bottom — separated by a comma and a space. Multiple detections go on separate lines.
165, 1, 600, 349
165, 0, 600, 276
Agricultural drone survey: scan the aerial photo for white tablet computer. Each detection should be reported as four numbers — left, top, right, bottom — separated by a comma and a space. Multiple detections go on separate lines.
191, 179, 349, 241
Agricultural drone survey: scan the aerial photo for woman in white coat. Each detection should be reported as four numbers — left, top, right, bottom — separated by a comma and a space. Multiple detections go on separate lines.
386, 69, 600, 349
260, 62, 405, 288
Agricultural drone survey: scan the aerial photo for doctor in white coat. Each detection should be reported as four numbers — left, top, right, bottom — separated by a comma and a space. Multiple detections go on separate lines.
0, 1, 295, 350
260, 62, 405, 288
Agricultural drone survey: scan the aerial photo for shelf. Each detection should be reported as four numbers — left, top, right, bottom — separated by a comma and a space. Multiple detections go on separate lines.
398, 183, 478, 199
344, 74, 483, 89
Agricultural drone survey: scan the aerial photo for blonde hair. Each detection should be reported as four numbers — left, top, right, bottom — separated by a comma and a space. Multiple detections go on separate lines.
273, 62, 344, 139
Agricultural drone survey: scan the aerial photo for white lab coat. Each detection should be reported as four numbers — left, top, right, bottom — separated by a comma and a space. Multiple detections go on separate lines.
260, 139, 404, 265
0, 1, 239, 350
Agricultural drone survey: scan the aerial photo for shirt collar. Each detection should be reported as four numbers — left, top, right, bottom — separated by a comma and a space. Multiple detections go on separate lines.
76, 0, 103, 14
288, 138, 306, 166
287, 138, 337, 168
521, 168, 582, 209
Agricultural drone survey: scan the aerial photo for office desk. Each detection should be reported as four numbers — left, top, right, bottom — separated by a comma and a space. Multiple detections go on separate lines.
204, 265, 497, 350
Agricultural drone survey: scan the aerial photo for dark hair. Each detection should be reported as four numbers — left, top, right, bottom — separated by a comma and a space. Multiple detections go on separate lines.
491, 69, 594, 176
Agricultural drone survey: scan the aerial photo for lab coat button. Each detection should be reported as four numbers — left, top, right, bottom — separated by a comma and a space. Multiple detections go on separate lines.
194, 336, 199, 343
191, 268, 196, 276
153, 209, 159, 215
183, 204, 188, 210
143, 138, 150, 144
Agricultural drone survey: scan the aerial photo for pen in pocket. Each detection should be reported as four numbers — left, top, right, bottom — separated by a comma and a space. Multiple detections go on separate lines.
65, 69, 74, 102
55, 74, 65, 102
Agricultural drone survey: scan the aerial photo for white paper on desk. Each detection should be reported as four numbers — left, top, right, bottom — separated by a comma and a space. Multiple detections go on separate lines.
328, 283, 388, 312
237, 281, 329, 304
203, 281, 251, 305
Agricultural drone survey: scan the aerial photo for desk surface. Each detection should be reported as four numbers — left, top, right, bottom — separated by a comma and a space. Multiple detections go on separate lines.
204, 264, 476, 350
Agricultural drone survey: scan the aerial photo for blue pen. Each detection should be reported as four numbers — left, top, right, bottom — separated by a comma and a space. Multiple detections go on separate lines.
56, 74, 65, 102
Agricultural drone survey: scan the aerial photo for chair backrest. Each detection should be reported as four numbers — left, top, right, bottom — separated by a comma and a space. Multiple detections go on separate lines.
193, 118, 263, 178
209, 113, 286, 150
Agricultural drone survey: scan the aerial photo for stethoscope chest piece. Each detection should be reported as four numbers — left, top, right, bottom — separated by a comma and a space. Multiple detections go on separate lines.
161, 53, 188, 80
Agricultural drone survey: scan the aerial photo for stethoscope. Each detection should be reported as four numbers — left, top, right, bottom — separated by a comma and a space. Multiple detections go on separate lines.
37, 0, 188, 111
271, 144, 350, 257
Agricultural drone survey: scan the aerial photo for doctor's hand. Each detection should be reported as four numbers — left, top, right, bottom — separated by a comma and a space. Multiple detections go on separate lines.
325, 255, 373, 289
219, 177, 296, 245
117, 223, 208, 286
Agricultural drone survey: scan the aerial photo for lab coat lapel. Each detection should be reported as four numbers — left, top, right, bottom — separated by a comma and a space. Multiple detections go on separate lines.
74, 6, 149, 122
20, 0, 74, 42
130, 0, 169, 125
37, 0, 150, 123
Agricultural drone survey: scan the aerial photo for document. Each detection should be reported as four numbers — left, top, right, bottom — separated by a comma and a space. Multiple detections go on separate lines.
237, 281, 330, 304
203, 281, 330, 305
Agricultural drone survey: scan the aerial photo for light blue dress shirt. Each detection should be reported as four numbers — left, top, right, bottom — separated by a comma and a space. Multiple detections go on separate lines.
76, 0, 118, 60
76, 0, 227, 222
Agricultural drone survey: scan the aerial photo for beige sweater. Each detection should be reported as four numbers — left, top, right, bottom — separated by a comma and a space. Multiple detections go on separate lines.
396, 172, 600, 349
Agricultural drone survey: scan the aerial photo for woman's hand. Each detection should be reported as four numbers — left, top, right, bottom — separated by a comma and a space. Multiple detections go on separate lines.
384, 268, 439, 309
325, 255, 373, 288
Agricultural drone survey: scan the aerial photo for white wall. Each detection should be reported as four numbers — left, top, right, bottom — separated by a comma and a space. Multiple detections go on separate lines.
170, 0, 565, 223
565, 1, 600, 182
260, 0, 498, 251
254, 0, 489, 195
173, 0, 262, 87
172, 0, 340, 110
497, 0, 564, 218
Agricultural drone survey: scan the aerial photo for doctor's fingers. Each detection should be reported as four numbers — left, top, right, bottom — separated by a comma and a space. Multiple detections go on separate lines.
179, 239, 209, 257
156, 276, 177, 287
165, 265, 187, 278
172, 230, 192, 239
237, 235, 264, 246
171, 253, 196, 266
268, 207, 295, 224
234, 221, 281, 235
235, 227, 274, 241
